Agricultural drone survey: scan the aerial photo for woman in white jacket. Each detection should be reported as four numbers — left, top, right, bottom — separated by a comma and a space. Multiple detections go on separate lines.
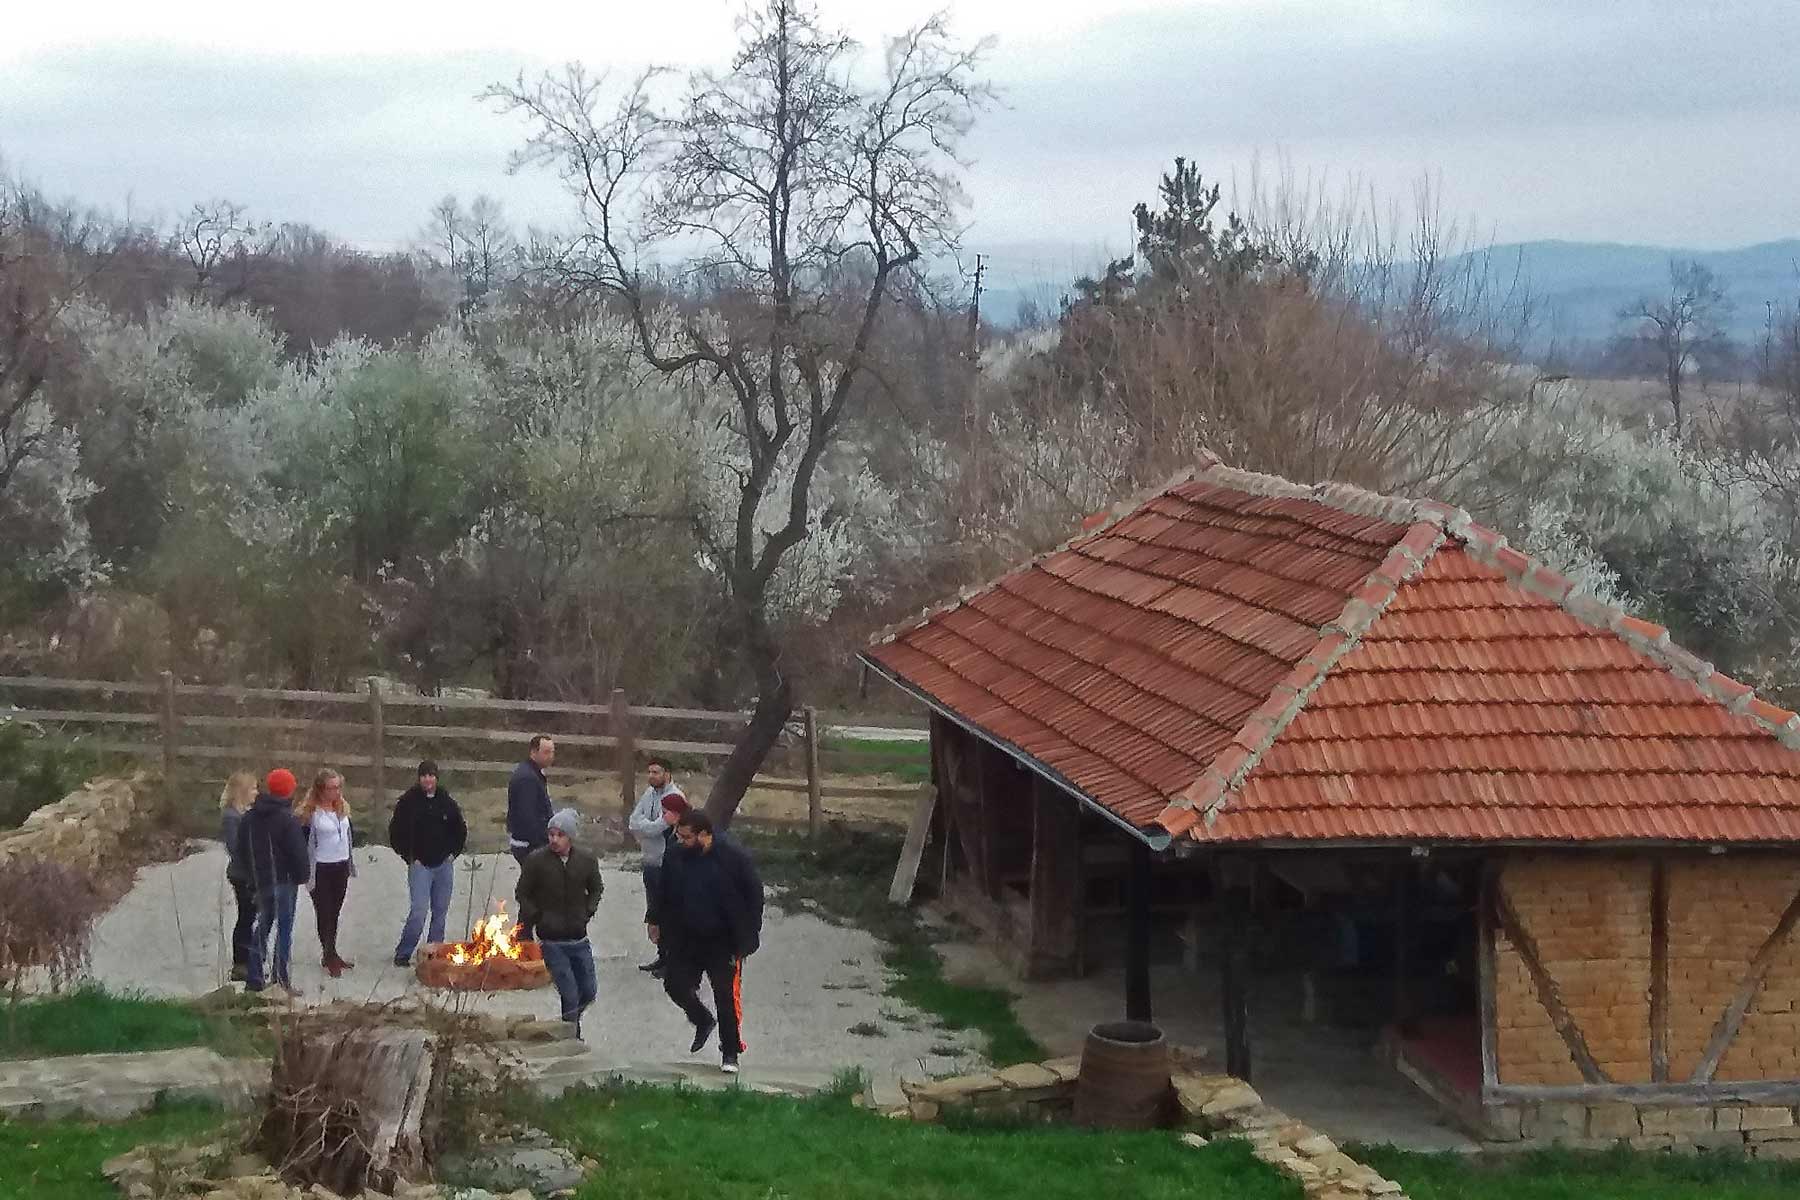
297, 769, 358, 977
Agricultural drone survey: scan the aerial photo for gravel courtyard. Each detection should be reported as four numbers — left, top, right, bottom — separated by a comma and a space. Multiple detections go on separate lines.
83, 843, 974, 1087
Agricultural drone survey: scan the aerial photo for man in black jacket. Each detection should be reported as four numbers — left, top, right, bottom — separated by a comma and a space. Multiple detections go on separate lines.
388, 760, 469, 967
507, 735, 555, 867
515, 809, 604, 1035
649, 810, 763, 1074
236, 768, 309, 994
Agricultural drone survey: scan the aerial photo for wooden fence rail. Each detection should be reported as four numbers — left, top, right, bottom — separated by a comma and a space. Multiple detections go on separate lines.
0, 673, 925, 838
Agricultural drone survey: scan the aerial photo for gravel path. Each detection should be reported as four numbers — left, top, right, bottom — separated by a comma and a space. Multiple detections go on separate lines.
85, 844, 974, 1084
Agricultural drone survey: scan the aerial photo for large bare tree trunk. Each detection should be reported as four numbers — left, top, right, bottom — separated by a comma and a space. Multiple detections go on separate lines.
261, 1023, 444, 1194
705, 679, 793, 831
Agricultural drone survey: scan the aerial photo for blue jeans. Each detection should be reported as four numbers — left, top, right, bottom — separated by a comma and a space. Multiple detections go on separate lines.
394, 860, 455, 962
540, 938, 598, 1031
247, 883, 298, 990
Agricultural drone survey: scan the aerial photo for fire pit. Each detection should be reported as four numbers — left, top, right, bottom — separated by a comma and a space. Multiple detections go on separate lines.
414, 904, 551, 991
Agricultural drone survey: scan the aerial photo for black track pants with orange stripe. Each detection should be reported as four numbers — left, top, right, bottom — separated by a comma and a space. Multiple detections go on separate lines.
664, 938, 746, 1056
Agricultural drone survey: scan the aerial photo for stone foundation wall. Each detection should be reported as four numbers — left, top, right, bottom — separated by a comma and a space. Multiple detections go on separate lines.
1495, 853, 1800, 1089
1485, 1098, 1800, 1160
0, 774, 152, 874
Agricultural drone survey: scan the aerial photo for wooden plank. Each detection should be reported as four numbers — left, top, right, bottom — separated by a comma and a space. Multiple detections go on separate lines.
629, 704, 750, 723
368, 678, 386, 823
752, 778, 923, 799
803, 707, 822, 838
160, 672, 179, 818
173, 682, 367, 705
0, 708, 160, 726
1489, 1080, 1800, 1105
1026, 774, 1082, 977
182, 714, 368, 735
380, 723, 738, 756
0, 674, 160, 695
612, 689, 635, 832
1691, 883, 1800, 1082
1650, 858, 1670, 1083
1219, 875, 1251, 1081
1478, 861, 1500, 1090
888, 786, 939, 905
1494, 881, 1608, 1084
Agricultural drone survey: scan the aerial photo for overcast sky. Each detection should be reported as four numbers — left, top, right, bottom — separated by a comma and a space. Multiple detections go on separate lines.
3, 0, 1794, 290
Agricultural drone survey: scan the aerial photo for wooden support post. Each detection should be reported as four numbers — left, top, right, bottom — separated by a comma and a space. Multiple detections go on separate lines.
803, 705, 822, 838
1125, 836, 1152, 1022
367, 677, 385, 826
612, 689, 634, 833
1026, 776, 1082, 977
1220, 878, 1252, 1083
889, 786, 938, 905
1478, 861, 1499, 1090
1394, 859, 1417, 1036
159, 670, 179, 818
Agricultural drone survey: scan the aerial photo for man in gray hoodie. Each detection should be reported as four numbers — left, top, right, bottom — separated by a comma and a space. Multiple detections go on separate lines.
627, 758, 687, 977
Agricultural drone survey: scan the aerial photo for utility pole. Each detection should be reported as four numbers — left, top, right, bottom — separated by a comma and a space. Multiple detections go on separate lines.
967, 254, 986, 544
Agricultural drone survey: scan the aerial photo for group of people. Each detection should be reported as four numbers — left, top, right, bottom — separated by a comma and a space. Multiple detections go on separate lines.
217, 737, 763, 1074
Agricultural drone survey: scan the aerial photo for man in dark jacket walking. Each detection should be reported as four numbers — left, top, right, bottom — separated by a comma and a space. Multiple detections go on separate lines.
235, 768, 310, 993
388, 760, 469, 966
507, 736, 555, 868
515, 809, 604, 1035
649, 810, 763, 1073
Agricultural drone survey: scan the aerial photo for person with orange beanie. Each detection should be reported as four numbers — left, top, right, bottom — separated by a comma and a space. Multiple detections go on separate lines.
234, 767, 309, 994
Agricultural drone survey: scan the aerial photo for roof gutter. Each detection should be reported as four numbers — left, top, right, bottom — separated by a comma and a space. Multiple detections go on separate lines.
857, 653, 1173, 853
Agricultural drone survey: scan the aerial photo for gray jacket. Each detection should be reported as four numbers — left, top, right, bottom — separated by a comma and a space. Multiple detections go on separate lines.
628, 782, 686, 867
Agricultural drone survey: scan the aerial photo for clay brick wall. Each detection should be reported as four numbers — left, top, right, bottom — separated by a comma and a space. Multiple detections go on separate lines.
1495, 853, 1800, 1089
1494, 856, 1653, 1085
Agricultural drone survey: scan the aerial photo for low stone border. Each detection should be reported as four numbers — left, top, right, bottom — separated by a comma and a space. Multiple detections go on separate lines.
0, 773, 151, 873
0, 1048, 266, 1122
891, 1059, 1409, 1200
1485, 1098, 1800, 1160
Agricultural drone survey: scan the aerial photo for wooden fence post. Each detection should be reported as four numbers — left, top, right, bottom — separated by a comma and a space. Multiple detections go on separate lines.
159, 670, 179, 818
803, 706, 822, 838
612, 689, 634, 839
368, 677, 385, 828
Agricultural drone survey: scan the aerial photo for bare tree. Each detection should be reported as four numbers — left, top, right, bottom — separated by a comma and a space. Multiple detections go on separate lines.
486, 0, 993, 824
171, 198, 264, 300
1616, 259, 1732, 436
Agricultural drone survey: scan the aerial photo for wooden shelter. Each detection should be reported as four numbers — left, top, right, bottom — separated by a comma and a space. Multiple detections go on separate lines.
862, 462, 1800, 1140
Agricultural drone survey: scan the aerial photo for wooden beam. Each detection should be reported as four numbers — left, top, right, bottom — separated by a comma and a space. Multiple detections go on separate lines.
803, 706, 823, 838
1478, 862, 1500, 1090
1026, 775, 1082, 977
1649, 858, 1670, 1083
1220, 881, 1251, 1082
1126, 837, 1152, 1022
1394, 860, 1416, 1035
612, 689, 635, 831
1493, 881, 1608, 1085
159, 671, 179, 819
1691, 883, 1800, 1083
888, 786, 938, 905
367, 677, 385, 828
1489, 1079, 1800, 1106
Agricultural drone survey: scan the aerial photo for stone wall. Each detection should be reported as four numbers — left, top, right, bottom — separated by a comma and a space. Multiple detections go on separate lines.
1495, 852, 1800, 1088
1485, 1098, 1800, 1160
0, 773, 154, 874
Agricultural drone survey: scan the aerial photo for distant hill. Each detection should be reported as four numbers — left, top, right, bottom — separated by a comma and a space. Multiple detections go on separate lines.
970, 237, 1800, 349
1464, 239, 1800, 351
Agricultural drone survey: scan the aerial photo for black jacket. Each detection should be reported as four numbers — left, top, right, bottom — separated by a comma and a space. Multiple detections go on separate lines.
515, 845, 605, 941
506, 760, 552, 848
653, 834, 763, 958
388, 784, 468, 868
235, 792, 309, 891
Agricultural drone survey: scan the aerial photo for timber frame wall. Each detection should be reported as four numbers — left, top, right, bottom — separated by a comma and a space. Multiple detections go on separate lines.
1479, 849, 1800, 1134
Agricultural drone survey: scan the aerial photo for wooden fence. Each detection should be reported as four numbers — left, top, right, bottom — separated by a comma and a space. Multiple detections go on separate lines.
0, 673, 927, 838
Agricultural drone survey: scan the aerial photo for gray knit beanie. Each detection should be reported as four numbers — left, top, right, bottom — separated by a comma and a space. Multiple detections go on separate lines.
547, 808, 582, 839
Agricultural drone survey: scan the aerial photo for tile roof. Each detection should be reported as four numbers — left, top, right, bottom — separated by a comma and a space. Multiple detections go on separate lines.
863, 464, 1800, 846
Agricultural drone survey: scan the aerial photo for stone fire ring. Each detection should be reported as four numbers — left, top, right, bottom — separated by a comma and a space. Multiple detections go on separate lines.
415, 941, 552, 991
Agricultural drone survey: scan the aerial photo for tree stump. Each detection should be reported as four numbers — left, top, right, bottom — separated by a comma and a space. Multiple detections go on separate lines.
262, 1022, 444, 1194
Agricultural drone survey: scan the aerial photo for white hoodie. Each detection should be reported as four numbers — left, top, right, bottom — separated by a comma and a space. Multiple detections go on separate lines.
628, 781, 685, 867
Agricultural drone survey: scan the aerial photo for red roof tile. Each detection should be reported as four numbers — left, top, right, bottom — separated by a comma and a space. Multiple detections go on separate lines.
865, 469, 1800, 846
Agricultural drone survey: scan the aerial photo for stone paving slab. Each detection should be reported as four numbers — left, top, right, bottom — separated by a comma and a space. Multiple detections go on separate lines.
0, 1047, 266, 1121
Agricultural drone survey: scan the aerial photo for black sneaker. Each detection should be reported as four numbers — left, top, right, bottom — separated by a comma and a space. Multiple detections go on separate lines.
638, 958, 663, 973
721, 1055, 740, 1075
690, 1013, 716, 1054
393, 956, 410, 968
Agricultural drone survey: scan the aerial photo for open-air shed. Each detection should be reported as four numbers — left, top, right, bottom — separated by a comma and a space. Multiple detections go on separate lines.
861, 462, 1800, 1142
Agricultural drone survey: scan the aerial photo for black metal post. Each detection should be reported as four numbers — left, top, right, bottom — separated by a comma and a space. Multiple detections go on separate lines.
1125, 837, 1152, 1022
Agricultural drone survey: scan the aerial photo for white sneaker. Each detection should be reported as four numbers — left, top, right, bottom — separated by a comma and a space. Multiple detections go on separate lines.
721, 1059, 740, 1075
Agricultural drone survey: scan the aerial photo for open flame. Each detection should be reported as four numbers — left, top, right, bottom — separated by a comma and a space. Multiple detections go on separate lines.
446, 902, 526, 967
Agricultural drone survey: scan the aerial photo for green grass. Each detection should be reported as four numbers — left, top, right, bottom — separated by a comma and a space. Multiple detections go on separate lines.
1357, 1144, 1800, 1200
0, 1102, 231, 1200
534, 1082, 1300, 1200
0, 986, 260, 1061
745, 826, 1045, 1066
820, 736, 932, 784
